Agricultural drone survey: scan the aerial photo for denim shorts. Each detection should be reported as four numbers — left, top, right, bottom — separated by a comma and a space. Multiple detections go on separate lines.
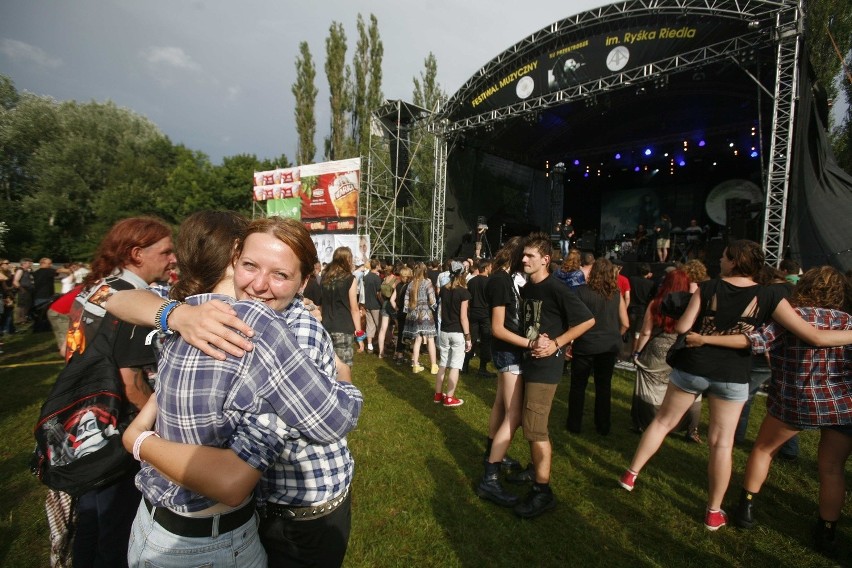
669, 367, 749, 402
492, 350, 522, 375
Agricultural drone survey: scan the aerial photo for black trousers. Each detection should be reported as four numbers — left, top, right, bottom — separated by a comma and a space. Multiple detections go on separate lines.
463, 315, 492, 371
73, 475, 139, 568
567, 351, 616, 435
260, 490, 352, 568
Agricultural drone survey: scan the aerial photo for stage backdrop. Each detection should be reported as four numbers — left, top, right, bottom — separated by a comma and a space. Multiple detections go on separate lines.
311, 234, 370, 267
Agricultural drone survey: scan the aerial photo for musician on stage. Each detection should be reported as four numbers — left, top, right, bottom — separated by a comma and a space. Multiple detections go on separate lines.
559, 217, 575, 257
683, 219, 704, 260
634, 224, 649, 261
654, 214, 672, 263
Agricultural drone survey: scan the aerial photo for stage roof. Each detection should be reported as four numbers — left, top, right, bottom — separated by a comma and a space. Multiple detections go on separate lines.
439, 0, 798, 170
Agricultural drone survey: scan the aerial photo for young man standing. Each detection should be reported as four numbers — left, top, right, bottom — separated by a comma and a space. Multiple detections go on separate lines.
515, 233, 595, 518
361, 259, 383, 353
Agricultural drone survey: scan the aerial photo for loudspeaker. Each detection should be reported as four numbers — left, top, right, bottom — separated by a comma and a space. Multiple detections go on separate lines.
390, 136, 412, 208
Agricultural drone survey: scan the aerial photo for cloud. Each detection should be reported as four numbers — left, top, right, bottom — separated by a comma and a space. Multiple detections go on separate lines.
140, 46, 201, 72
226, 86, 241, 101
0, 38, 62, 68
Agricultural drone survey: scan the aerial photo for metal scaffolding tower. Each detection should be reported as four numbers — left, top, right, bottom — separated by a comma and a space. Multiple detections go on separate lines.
363, 100, 445, 261
761, 2, 802, 265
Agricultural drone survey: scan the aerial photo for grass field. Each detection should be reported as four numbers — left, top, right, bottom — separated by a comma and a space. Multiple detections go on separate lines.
0, 329, 847, 567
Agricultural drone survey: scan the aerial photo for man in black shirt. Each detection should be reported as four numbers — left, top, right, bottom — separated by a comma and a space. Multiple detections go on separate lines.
462, 259, 496, 376
515, 233, 595, 518
627, 262, 656, 360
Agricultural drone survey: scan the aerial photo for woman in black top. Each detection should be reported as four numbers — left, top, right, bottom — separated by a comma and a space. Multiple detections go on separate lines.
391, 267, 412, 365
567, 258, 629, 435
320, 247, 362, 367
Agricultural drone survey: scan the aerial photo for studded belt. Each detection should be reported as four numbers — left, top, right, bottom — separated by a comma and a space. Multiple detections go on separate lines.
264, 487, 350, 521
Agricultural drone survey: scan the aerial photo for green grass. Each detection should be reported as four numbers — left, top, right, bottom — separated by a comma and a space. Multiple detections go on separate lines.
1, 331, 846, 567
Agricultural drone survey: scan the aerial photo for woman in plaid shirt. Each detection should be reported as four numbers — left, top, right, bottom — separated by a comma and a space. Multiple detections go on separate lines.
112, 214, 362, 567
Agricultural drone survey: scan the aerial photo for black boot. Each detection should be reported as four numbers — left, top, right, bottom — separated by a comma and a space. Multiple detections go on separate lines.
476, 463, 519, 507
812, 517, 838, 556
733, 488, 756, 529
513, 483, 556, 518
505, 463, 535, 484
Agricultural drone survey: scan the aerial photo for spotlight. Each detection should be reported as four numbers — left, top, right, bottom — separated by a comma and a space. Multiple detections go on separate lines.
698, 140, 706, 147
615, 153, 621, 160
750, 150, 758, 158
573, 159, 580, 166
644, 148, 652, 156
678, 160, 686, 167
634, 166, 640, 172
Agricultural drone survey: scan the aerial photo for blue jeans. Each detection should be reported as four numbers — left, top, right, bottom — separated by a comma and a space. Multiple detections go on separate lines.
128, 500, 266, 568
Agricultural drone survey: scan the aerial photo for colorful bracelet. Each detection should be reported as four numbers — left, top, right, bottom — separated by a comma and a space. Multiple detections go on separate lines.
132, 430, 159, 462
156, 300, 183, 335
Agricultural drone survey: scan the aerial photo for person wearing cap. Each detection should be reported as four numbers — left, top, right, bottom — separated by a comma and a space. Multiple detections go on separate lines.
433, 261, 472, 407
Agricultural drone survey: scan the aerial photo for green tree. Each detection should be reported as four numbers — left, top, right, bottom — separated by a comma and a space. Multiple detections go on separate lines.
292, 41, 318, 165
805, 0, 852, 173
350, 14, 370, 157
324, 21, 350, 160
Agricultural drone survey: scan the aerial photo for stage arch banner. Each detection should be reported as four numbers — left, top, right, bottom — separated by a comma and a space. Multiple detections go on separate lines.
453, 18, 745, 119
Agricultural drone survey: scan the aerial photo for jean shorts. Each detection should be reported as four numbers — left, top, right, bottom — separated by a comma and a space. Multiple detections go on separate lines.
492, 350, 522, 375
669, 367, 749, 402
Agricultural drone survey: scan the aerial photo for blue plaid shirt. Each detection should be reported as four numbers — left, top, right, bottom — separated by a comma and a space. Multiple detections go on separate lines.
136, 293, 363, 512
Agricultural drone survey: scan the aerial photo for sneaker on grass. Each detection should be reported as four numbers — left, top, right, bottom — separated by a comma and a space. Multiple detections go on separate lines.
618, 469, 637, 491
443, 396, 464, 408
704, 509, 727, 531
433, 392, 445, 404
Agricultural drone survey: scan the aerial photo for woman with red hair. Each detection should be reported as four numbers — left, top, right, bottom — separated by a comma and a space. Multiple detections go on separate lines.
630, 269, 702, 441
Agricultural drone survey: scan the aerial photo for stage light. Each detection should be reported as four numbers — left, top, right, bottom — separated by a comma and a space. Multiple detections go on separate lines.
573, 159, 580, 166
664, 152, 669, 157
615, 153, 621, 160
644, 148, 652, 156
584, 172, 589, 178
729, 142, 735, 148
678, 159, 686, 167
698, 140, 706, 147
634, 166, 640, 172
750, 150, 759, 158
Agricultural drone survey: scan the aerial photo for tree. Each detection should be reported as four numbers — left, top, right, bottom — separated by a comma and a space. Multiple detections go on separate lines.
805, 0, 852, 173
324, 21, 350, 160
292, 41, 318, 165
350, 14, 369, 157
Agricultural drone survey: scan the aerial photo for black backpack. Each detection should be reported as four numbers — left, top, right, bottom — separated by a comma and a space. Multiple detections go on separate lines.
31, 286, 139, 497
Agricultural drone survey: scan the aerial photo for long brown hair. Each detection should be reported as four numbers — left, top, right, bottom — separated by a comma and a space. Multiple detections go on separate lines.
322, 246, 354, 285
408, 263, 428, 309
171, 210, 248, 300
85, 216, 171, 288
586, 258, 619, 299
791, 266, 852, 311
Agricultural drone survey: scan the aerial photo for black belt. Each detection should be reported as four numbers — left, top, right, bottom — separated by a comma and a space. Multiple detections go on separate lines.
144, 498, 255, 538
264, 487, 349, 521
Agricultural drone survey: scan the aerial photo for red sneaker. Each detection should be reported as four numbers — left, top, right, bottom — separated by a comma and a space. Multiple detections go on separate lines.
704, 509, 728, 531
618, 469, 637, 492
443, 396, 464, 408
433, 392, 445, 404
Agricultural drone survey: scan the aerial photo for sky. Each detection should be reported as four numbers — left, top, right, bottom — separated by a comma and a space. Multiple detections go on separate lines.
0, 0, 605, 164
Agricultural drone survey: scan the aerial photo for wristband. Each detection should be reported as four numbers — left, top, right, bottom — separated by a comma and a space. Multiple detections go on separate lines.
155, 300, 183, 335
528, 338, 534, 350
553, 338, 560, 349
132, 430, 159, 462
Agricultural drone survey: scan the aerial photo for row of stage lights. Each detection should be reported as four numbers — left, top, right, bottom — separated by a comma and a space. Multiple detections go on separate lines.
546, 126, 761, 178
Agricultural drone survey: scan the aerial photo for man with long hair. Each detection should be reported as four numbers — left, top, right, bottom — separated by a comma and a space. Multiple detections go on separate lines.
66, 216, 175, 568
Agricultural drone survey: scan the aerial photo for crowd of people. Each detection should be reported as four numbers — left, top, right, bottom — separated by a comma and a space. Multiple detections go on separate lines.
9, 211, 852, 566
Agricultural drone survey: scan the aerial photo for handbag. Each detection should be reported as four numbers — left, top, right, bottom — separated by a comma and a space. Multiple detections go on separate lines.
31, 302, 138, 497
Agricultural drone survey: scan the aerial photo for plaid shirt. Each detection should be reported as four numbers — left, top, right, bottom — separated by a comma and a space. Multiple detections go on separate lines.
258, 297, 356, 507
137, 293, 363, 512
749, 307, 852, 428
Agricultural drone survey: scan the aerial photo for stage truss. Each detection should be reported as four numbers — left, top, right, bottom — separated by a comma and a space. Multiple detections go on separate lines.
362, 100, 444, 261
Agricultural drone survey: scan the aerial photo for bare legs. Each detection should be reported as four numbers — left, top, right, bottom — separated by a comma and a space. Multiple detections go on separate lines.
705, 397, 745, 510
435, 367, 460, 399
377, 315, 391, 357
817, 428, 852, 522
487, 371, 523, 463
628, 383, 698, 473
741, 414, 800, 493
411, 336, 423, 367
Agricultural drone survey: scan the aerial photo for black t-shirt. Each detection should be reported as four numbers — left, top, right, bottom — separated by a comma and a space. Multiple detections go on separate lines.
321, 274, 355, 334
628, 276, 655, 315
439, 286, 471, 333
467, 274, 490, 321
520, 275, 594, 383
393, 281, 409, 315
670, 278, 785, 383
302, 276, 321, 305
573, 286, 622, 355
33, 267, 57, 300
362, 271, 382, 310
486, 270, 522, 354
427, 269, 440, 290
